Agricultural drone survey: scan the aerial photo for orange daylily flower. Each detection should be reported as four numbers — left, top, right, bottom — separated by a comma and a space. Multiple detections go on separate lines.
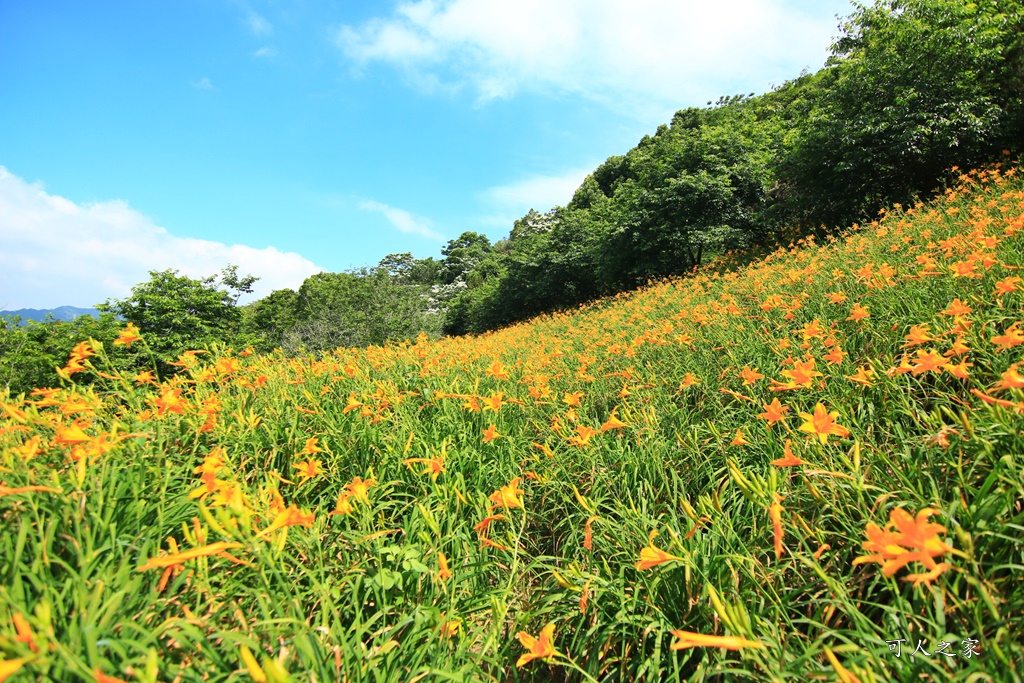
773, 358, 822, 391
482, 424, 501, 443
215, 357, 239, 375
256, 505, 315, 538
846, 303, 870, 322
298, 437, 325, 455
489, 477, 524, 510
12, 613, 38, 653
486, 360, 509, 380
479, 537, 511, 552
11, 436, 43, 462
568, 424, 598, 447
532, 442, 555, 458
516, 623, 557, 668
70, 340, 95, 360
600, 411, 627, 432
342, 394, 364, 414
292, 458, 324, 481
822, 345, 846, 365
845, 366, 875, 386
730, 429, 749, 446
991, 322, 1024, 351
940, 298, 973, 316
801, 319, 823, 340
902, 324, 935, 348
798, 403, 850, 444
949, 260, 980, 278
562, 391, 583, 407
403, 454, 446, 481
436, 551, 452, 582
738, 366, 764, 385
769, 440, 805, 467
139, 541, 244, 570
53, 422, 90, 446
668, 630, 763, 651
346, 476, 375, 502
910, 349, 946, 375
757, 398, 789, 426
483, 392, 504, 413
853, 507, 953, 583
994, 276, 1022, 296
679, 372, 700, 388
193, 447, 227, 478
768, 494, 785, 559
0, 657, 30, 681
634, 530, 682, 570
133, 370, 157, 386
943, 360, 972, 380
474, 514, 506, 534
329, 492, 354, 516
993, 363, 1024, 391
439, 615, 462, 639
153, 388, 188, 415
2, 403, 28, 423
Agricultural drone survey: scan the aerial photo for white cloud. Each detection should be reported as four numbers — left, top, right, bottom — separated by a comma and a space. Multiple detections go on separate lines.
336, 0, 846, 109
248, 12, 273, 36
0, 167, 323, 309
485, 167, 591, 212
359, 200, 445, 241
477, 166, 591, 229
252, 46, 278, 59
191, 77, 215, 90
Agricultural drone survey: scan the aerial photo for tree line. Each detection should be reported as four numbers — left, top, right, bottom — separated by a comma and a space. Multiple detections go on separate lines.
3, 0, 1022, 395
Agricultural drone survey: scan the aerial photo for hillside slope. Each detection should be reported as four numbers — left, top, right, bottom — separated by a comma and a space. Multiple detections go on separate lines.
2, 163, 1023, 681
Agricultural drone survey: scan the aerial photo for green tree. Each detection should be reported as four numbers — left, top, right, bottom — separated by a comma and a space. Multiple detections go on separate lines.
0, 312, 121, 395
99, 266, 256, 372
785, 0, 1024, 228
286, 269, 441, 352
440, 232, 493, 284
600, 101, 775, 287
378, 252, 442, 286
240, 288, 300, 353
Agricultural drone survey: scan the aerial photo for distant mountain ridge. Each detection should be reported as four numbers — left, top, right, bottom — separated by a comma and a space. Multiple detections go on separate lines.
2, 306, 100, 324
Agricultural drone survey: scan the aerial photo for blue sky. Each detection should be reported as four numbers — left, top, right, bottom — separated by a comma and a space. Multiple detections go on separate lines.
0, 0, 853, 309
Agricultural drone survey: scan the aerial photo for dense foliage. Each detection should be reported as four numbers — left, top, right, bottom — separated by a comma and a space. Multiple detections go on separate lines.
437, 0, 1024, 334
3, 163, 1023, 681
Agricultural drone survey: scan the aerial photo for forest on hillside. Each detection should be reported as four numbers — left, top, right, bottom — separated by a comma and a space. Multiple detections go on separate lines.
2, 0, 1023, 395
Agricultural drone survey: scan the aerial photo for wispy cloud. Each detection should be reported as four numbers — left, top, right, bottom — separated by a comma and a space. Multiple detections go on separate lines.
252, 46, 278, 59
190, 76, 215, 90
359, 200, 445, 241
247, 12, 273, 36
485, 167, 592, 211
336, 0, 845, 110
0, 167, 323, 309
479, 166, 592, 229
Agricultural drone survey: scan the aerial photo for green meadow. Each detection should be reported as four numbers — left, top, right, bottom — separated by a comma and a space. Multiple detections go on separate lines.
2, 163, 1024, 682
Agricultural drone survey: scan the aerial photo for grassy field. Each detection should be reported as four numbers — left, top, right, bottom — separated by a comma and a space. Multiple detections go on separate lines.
2, 163, 1024, 682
